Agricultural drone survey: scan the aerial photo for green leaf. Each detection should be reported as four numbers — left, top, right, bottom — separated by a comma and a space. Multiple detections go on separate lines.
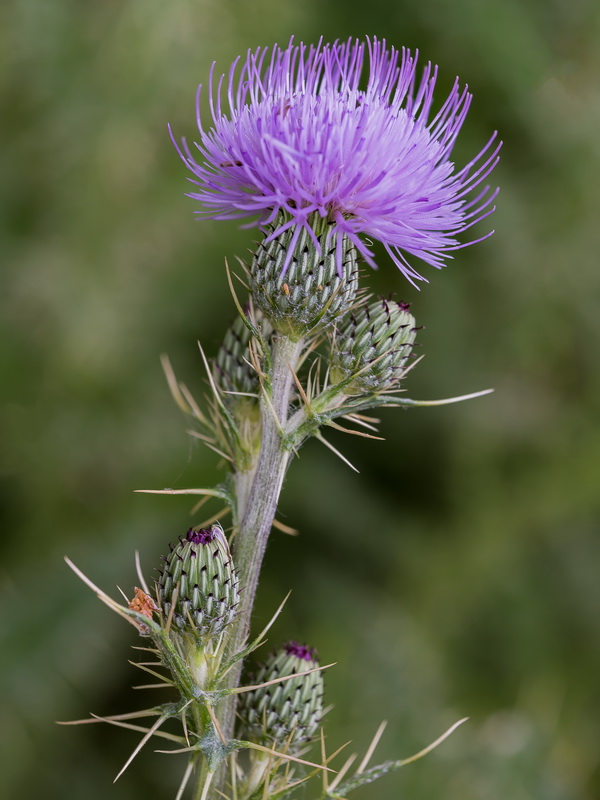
328, 759, 403, 796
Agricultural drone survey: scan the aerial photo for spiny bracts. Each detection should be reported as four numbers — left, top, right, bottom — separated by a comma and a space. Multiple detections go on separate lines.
158, 524, 239, 641
249, 211, 359, 338
331, 298, 417, 393
238, 641, 324, 747
214, 309, 272, 398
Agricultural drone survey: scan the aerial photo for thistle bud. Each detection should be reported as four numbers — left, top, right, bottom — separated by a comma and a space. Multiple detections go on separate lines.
331, 299, 417, 393
239, 642, 324, 747
158, 524, 239, 642
250, 212, 359, 339
214, 311, 272, 399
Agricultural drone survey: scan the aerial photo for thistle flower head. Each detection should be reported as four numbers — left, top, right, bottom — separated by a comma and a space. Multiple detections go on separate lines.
172, 37, 500, 286
239, 641, 324, 747
158, 524, 239, 642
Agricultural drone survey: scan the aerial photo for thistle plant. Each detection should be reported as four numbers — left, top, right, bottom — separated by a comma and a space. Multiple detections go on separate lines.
62, 37, 500, 800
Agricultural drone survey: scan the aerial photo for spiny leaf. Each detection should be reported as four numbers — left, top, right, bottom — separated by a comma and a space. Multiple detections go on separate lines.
327, 717, 468, 797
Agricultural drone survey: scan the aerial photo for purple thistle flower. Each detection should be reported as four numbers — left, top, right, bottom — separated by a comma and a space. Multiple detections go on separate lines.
186, 527, 217, 545
171, 37, 501, 286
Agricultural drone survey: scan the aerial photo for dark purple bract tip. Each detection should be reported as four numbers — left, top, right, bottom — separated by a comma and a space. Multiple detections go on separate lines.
284, 641, 317, 662
186, 527, 216, 545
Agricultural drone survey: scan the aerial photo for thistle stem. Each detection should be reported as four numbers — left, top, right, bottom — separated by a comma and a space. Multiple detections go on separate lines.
193, 761, 214, 800
219, 333, 303, 740
232, 465, 258, 528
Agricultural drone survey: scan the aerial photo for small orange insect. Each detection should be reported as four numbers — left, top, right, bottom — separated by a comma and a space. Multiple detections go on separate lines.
129, 587, 158, 634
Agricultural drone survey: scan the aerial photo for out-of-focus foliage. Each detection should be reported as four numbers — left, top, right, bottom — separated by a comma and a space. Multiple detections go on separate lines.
1, 1, 599, 799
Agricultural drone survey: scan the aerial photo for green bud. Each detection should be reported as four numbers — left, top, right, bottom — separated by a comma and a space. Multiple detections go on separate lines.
239, 642, 324, 747
214, 311, 272, 399
158, 524, 239, 642
249, 212, 359, 339
331, 299, 417, 393
213, 311, 272, 462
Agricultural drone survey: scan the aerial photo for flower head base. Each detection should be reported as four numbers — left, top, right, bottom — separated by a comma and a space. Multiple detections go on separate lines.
238, 641, 324, 747
250, 211, 359, 338
172, 37, 500, 286
331, 298, 417, 393
158, 524, 239, 643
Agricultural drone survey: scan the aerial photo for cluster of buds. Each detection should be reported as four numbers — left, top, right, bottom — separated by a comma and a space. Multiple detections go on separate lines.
157, 528, 326, 759
211, 216, 420, 468
249, 212, 359, 340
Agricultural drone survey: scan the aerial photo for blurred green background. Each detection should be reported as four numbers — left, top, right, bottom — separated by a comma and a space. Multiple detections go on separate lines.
2, 0, 599, 798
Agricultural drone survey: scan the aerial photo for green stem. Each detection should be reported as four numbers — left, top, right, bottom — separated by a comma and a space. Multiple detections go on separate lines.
193, 760, 214, 800
220, 333, 303, 741
233, 464, 258, 528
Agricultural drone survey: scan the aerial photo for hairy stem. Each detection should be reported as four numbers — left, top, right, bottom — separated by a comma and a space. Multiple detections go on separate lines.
193, 760, 214, 800
219, 333, 303, 743
232, 464, 258, 529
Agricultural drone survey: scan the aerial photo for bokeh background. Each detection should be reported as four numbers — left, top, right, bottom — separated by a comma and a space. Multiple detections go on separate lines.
2, 1, 600, 798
